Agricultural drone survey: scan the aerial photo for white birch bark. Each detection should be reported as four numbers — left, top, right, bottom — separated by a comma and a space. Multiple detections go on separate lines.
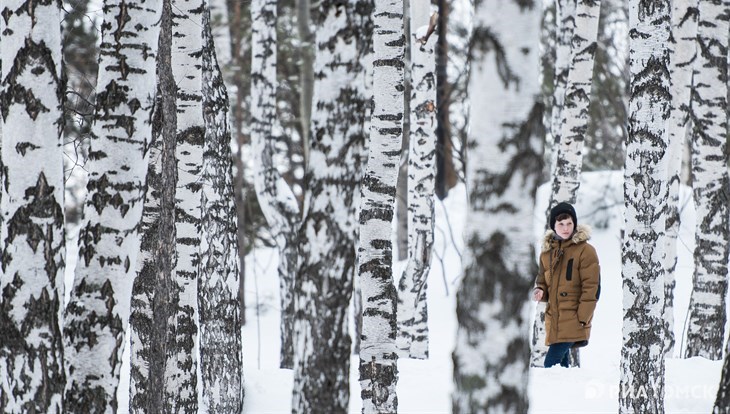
663, 0, 698, 357
683, 0, 730, 361
532, 0, 577, 368
452, 0, 541, 411
358, 1, 404, 411
291, 1, 372, 411
198, 4, 244, 410
548, 0, 601, 205
619, 0, 670, 411
396, 3, 437, 360
251, 0, 301, 369
128, 1, 177, 411
0, 2, 66, 412
169, 0, 206, 409
63, 0, 161, 411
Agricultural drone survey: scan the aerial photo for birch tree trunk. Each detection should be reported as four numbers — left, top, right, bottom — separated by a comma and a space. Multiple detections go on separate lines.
548, 0, 601, 205
452, 0, 542, 411
619, 0, 670, 412
169, 0, 207, 409
198, 4, 244, 410
716, 338, 730, 413
0, 2, 66, 412
663, 0, 698, 357
251, 0, 301, 369
396, 3, 437, 360
128, 0, 177, 411
63, 0, 161, 411
683, 0, 730, 361
532, 0, 576, 368
298, 0, 314, 160
292, 0, 372, 411
358, 1, 404, 411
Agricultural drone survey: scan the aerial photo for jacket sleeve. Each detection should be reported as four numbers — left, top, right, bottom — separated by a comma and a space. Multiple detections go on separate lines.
577, 244, 600, 324
535, 256, 548, 302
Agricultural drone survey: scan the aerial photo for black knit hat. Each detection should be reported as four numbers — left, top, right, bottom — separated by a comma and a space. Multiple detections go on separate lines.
549, 202, 577, 231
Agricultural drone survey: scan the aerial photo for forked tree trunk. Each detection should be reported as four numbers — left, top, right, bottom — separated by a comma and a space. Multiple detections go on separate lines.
452, 0, 542, 411
63, 0, 161, 411
0, 2, 66, 412
619, 0, 671, 412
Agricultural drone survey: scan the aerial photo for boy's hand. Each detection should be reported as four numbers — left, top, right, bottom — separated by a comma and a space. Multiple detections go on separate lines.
533, 288, 544, 301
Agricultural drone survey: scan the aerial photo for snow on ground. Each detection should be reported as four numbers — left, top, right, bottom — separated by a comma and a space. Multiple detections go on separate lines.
63, 170, 726, 413
240, 171, 726, 413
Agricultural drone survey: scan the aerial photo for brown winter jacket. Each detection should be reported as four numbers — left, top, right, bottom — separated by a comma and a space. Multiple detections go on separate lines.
535, 225, 600, 347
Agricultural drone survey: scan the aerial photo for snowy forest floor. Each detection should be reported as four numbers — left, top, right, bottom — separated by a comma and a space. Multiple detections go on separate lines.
64, 170, 726, 413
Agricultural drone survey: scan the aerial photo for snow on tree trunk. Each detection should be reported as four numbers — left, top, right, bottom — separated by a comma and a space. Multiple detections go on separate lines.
619, 0, 670, 412
683, 0, 730, 361
128, 1, 177, 411
663, 0, 697, 357
63, 0, 161, 411
716, 338, 730, 413
396, 3, 437, 360
291, 1, 372, 412
452, 0, 542, 411
548, 0, 601, 205
198, 4, 244, 410
357, 0, 404, 412
251, 0, 301, 369
168, 0, 207, 410
0, 2, 66, 412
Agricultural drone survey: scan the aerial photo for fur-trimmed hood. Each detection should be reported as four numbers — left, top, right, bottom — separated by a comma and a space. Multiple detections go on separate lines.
541, 224, 592, 253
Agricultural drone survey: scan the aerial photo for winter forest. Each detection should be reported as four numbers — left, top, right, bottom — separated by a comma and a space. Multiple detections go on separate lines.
1, 0, 730, 412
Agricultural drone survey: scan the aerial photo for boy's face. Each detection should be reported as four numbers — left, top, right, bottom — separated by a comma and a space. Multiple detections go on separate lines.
555, 218, 574, 240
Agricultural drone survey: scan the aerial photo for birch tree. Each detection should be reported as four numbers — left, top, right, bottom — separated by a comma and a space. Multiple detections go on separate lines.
63, 0, 161, 411
198, 3, 244, 410
683, 0, 730, 361
168, 0, 208, 409
619, 0, 671, 412
664, 0, 697, 357
396, 2, 437, 360
251, 0, 301, 369
128, 0, 177, 410
358, 0, 404, 411
0, 1, 66, 412
548, 0, 601, 205
716, 339, 730, 413
292, 0, 372, 411
452, 0, 542, 411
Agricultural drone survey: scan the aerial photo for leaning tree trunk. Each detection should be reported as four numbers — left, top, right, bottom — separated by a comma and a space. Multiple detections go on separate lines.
619, 0, 670, 412
251, 0, 301, 369
291, 0, 372, 412
198, 4, 244, 410
358, 1, 404, 412
452, 0, 542, 411
128, 0, 177, 411
396, 2, 438, 360
0, 2, 66, 412
63, 0, 161, 412
663, 0, 698, 358
682, 0, 730, 361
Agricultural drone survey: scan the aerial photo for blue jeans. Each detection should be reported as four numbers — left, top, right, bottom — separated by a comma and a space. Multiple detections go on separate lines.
544, 342, 574, 368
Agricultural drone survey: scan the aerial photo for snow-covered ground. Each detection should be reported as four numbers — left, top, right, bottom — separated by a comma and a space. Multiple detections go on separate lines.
64, 170, 726, 412
240, 170, 726, 413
